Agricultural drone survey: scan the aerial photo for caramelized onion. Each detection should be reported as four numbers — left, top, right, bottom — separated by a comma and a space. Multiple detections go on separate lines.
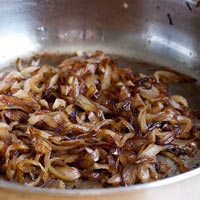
0, 51, 199, 189
48, 159, 81, 182
138, 144, 168, 160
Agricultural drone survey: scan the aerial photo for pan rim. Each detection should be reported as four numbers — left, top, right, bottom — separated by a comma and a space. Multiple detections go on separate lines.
0, 166, 200, 196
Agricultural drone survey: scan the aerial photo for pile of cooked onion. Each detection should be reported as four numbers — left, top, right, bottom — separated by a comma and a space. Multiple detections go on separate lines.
0, 51, 199, 189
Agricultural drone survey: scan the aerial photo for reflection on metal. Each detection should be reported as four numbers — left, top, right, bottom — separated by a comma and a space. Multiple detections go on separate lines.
0, 34, 36, 60
150, 35, 194, 58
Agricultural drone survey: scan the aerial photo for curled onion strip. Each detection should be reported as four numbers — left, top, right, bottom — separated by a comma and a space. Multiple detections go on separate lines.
48, 158, 81, 182
161, 151, 188, 172
138, 108, 148, 133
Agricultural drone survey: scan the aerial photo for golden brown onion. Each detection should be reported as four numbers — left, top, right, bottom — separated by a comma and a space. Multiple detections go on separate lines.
0, 51, 199, 189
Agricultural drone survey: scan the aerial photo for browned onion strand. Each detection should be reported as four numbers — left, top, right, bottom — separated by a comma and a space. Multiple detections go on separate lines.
0, 50, 199, 189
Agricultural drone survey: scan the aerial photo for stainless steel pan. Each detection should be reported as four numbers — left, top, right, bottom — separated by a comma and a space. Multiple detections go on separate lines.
0, 0, 200, 199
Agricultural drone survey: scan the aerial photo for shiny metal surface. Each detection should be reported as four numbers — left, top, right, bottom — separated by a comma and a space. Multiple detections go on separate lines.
0, 0, 200, 199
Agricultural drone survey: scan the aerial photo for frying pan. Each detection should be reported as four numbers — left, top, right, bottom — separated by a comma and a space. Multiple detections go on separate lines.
0, 0, 200, 199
